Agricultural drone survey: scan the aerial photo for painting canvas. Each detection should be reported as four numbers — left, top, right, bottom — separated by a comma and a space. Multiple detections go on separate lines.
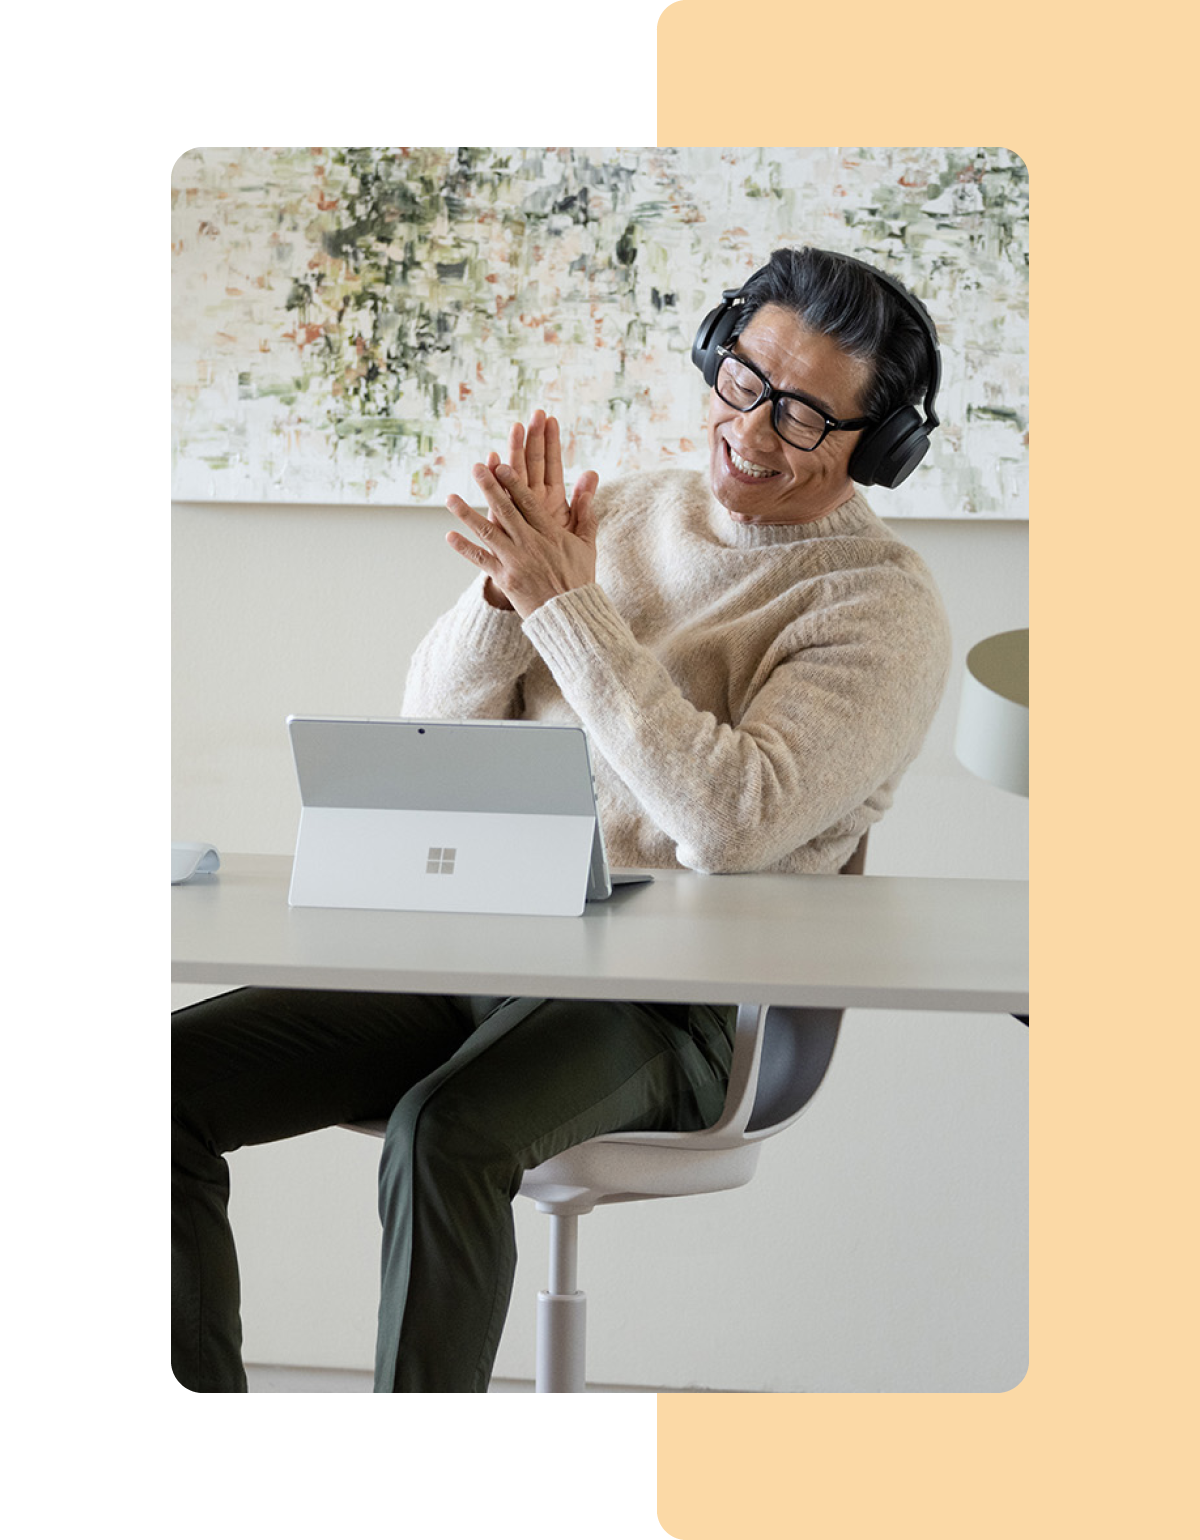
171, 146, 1028, 518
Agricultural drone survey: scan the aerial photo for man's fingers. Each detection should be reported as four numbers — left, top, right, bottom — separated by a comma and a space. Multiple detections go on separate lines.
544, 415, 565, 491
489, 462, 540, 525
448, 487, 505, 546
445, 529, 494, 568
525, 408, 546, 488
445, 488, 505, 572
470, 463, 524, 529
507, 421, 526, 485
569, 470, 601, 538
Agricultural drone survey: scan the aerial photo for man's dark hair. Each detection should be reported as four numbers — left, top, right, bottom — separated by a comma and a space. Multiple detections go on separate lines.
730, 246, 932, 423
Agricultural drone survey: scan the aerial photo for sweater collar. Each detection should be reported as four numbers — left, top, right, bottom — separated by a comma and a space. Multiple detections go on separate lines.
706, 485, 878, 547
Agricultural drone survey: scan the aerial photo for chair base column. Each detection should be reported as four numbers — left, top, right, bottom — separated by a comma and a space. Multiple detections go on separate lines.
535, 1288, 587, 1392
535, 1211, 588, 1392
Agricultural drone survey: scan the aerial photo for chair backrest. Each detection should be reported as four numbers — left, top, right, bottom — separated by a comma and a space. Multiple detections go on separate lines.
837, 833, 870, 876
745, 1004, 843, 1132
742, 831, 869, 1136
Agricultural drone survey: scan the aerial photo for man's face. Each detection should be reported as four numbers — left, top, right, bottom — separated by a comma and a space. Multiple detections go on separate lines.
706, 303, 873, 525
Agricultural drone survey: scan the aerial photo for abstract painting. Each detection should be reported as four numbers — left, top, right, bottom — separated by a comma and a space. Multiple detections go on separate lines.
172, 147, 1028, 517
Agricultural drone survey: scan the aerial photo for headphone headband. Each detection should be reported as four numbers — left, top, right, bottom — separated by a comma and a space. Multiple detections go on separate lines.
691, 248, 942, 488
853, 259, 941, 432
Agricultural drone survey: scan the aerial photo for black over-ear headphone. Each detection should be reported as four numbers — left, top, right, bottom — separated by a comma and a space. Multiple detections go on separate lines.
690, 250, 942, 488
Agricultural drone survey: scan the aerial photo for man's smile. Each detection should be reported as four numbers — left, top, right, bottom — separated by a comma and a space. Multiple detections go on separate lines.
724, 441, 781, 480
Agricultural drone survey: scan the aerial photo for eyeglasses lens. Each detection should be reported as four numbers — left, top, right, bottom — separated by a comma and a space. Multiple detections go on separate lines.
716, 355, 825, 449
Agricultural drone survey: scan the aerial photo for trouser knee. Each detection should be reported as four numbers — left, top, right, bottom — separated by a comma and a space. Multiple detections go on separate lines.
378, 1081, 522, 1215
172, 1101, 225, 1189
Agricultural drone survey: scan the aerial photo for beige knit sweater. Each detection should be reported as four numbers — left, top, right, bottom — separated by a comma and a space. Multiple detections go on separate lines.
403, 468, 950, 874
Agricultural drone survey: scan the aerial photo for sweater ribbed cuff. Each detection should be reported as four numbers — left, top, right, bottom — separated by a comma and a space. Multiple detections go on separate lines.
457, 573, 538, 668
521, 583, 632, 685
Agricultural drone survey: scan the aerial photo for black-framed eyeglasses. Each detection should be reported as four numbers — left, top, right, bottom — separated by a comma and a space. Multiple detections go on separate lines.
714, 345, 874, 451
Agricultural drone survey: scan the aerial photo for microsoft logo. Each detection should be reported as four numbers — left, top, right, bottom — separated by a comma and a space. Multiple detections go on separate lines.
426, 846, 457, 875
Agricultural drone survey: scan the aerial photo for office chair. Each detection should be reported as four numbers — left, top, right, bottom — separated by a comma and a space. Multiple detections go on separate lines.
345, 834, 866, 1392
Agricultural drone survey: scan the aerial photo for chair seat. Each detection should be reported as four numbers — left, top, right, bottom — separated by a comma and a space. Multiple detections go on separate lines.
518, 1137, 763, 1214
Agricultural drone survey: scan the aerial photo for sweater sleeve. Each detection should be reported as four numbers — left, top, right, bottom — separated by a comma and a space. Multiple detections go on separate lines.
402, 571, 538, 721
521, 572, 950, 873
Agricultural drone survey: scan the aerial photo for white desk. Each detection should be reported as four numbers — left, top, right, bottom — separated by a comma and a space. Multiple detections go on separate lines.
172, 854, 1028, 1016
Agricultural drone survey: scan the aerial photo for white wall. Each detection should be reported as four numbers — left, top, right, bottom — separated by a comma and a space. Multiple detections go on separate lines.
172, 498, 1028, 1391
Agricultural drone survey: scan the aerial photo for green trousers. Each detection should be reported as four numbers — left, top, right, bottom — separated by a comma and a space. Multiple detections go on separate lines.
172, 988, 734, 1393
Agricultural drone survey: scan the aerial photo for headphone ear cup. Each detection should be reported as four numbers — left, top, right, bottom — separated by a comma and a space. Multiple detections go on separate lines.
691, 304, 723, 378
848, 405, 930, 488
691, 301, 740, 385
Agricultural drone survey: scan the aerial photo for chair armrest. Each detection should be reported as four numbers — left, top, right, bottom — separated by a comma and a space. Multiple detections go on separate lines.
594, 1002, 768, 1150
699, 1001, 769, 1138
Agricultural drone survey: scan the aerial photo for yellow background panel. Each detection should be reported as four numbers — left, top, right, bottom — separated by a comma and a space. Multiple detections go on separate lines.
658, 2, 1194, 1535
